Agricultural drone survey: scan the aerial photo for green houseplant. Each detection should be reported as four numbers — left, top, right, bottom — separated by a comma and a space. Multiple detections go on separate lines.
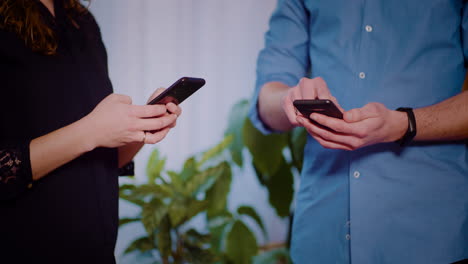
119, 137, 268, 264
118, 98, 304, 263
226, 99, 307, 218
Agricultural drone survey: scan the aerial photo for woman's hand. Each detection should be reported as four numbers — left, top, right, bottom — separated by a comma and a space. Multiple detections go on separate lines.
83, 93, 179, 149
144, 88, 182, 143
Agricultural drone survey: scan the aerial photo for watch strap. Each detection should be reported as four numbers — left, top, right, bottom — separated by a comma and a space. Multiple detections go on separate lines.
395, 107, 417, 147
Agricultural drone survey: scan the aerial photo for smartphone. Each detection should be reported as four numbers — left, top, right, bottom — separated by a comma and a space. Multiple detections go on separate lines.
293, 99, 343, 119
147, 77, 206, 105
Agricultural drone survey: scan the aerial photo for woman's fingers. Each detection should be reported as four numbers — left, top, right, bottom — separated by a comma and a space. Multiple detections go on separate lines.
112, 94, 133, 104
146, 87, 166, 104
166, 102, 182, 116
131, 104, 167, 118
136, 114, 178, 131
144, 127, 171, 144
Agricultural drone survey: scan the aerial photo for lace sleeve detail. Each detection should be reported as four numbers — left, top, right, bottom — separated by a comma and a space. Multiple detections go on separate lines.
0, 143, 33, 200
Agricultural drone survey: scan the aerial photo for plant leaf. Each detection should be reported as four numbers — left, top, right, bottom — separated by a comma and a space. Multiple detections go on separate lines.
243, 118, 288, 178
184, 228, 211, 245
208, 213, 233, 254
141, 198, 168, 236
119, 217, 141, 227
167, 170, 184, 193
225, 220, 258, 264
252, 163, 267, 186
131, 184, 173, 200
180, 157, 198, 182
207, 211, 233, 230
237, 205, 267, 240
183, 244, 218, 264
205, 162, 232, 218
267, 157, 294, 218
225, 99, 250, 167
253, 247, 292, 264
186, 199, 209, 220
289, 127, 307, 172
156, 215, 172, 258
146, 149, 166, 184
198, 135, 233, 168
168, 197, 187, 227
186, 162, 226, 197
124, 236, 155, 255
120, 184, 145, 206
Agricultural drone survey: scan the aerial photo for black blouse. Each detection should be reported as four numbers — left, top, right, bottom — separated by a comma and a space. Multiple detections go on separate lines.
0, 1, 120, 263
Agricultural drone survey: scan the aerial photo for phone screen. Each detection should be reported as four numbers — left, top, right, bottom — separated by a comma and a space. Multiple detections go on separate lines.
148, 77, 205, 105
293, 99, 343, 119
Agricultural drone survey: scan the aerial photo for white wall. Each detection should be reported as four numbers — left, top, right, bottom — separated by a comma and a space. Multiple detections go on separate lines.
90, 1, 285, 262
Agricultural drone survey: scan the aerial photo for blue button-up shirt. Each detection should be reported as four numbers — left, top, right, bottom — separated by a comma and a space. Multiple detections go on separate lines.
249, 0, 468, 263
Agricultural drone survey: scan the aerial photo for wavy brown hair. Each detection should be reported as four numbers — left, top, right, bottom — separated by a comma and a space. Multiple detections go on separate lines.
0, 0, 89, 55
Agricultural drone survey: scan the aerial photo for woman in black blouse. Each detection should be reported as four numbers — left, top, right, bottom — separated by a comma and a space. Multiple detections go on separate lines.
0, 0, 181, 263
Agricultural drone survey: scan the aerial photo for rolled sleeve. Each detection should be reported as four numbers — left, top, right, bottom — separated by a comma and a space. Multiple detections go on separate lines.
462, 2, 468, 66
249, 0, 310, 134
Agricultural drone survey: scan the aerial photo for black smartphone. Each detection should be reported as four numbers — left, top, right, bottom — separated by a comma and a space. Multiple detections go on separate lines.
147, 77, 206, 105
293, 99, 343, 119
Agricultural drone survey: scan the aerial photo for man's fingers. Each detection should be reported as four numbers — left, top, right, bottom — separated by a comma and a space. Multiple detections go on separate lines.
344, 103, 382, 123
298, 77, 345, 111
310, 134, 353, 151
297, 116, 354, 150
298, 77, 318, 99
309, 114, 343, 132
283, 91, 302, 125
300, 115, 364, 149
313, 77, 333, 98
310, 113, 368, 138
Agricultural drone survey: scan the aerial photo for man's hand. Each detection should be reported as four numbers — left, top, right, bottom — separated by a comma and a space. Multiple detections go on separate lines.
297, 102, 408, 150
282, 77, 344, 126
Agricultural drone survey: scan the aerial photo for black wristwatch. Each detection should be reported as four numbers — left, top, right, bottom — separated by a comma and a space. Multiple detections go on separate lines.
395, 107, 417, 146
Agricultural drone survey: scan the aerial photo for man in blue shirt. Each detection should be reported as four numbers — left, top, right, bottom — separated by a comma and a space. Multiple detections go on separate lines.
249, 0, 468, 263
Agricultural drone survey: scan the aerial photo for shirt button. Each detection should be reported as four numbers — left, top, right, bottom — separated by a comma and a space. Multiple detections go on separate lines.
346, 221, 351, 227
359, 72, 366, 79
353, 171, 360, 179
346, 234, 351, 240
27, 183, 33, 189
365, 25, 373, 32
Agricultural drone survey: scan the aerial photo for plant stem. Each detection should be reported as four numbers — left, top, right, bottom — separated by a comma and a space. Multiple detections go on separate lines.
174, 229, 183, 263
258, 242, 287, 252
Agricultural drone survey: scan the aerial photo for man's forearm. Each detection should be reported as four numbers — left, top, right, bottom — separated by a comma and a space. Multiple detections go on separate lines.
258, 82, 294, 132
414, 90, 468, 141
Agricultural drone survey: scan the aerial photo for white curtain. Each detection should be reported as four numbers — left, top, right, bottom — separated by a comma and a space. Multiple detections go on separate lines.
90, 1, 285, 262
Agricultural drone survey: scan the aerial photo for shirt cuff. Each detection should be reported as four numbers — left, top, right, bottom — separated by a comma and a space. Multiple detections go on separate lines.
118, 161, 135, 176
